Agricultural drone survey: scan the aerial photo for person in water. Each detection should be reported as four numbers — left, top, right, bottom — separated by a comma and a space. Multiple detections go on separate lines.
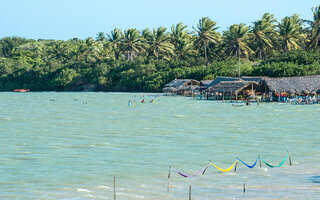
246, 98, 250, 106
141, 99, 145, 103
128, 100, 132, 106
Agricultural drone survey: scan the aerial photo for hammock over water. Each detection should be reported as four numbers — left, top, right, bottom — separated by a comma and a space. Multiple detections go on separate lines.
170, 152, 291, 178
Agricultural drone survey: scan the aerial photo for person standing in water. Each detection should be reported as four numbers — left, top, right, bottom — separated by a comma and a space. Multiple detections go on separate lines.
128, 100, 132, 106
246, 98, 250, 106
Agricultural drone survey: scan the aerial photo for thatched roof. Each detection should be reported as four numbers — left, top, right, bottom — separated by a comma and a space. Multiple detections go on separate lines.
208, 81, 258, 94
241, 76, 264, 83
163, 79, 201, 93
163, 87, 178, 93
206, 77, 240, 88
179, 85, 205, 91
164, 79, 199, 88
200, 80, 215, 88
256, 75, 320, 94
201, 76, 263, 89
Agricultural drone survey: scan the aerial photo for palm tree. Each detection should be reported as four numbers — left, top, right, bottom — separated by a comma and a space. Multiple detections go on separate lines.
83, 37, 104, 63
170, 22, 190, 46
251, 13, 277, 59
96, 32, 105, 42
193, 17, 220, 61
278, 14, 306, 53
48, 41, 69, 63
175, 39, 197, 60
144, 27, 174, 60
121, 29, 144, 61
223, 23, 254, 58
106, 28, 123, 60
308, 5, 320, 50
170, 22, 194, 59
68, 39, 86, 62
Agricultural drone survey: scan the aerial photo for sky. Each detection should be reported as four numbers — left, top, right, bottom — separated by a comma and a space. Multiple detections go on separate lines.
0, 0, 318, 40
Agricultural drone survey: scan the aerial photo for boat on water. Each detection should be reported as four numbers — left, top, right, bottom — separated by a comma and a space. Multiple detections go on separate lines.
13, 89, 30, 92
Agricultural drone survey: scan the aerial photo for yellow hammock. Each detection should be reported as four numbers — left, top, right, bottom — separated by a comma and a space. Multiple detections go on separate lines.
210, 160, 238, 172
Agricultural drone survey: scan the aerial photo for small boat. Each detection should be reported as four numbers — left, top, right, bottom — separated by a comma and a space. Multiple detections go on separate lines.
14, 89, 30, 92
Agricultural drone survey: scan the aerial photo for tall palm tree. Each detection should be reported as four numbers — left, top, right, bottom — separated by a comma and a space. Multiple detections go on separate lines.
170, 22, 190, 47
96, 32, 105, 42
223, 23, 254, 58
106, 28, 123, 60
193, 17, 220, 61
140, 28, 152, 57
175, 39, 197, 60
251, 13, 277, 59
308, 5, 320, 50
144, 27, 174, 60
121, 29, 144, 61
170, 22, 194, 59
278, 14, 306, 53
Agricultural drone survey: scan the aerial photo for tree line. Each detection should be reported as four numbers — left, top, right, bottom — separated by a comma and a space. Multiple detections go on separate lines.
1, 5, 320, 92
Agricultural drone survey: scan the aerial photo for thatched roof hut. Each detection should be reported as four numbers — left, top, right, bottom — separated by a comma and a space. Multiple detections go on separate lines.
163, 79, 200, 94
201, 76, 264, 89
256, 75, 320, 94
164, 79, 200, 88
208, 81, 258, 94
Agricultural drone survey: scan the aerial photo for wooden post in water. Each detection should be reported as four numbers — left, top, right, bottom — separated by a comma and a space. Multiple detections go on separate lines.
234, 158, 238, 172
243, 183, 246, 193
113, 176, 116, 200
288, 151, 292, 166
202, 160, 211, 175
168, 165, 172, 191
189, 185, 192, 200
259, 155, 262, 168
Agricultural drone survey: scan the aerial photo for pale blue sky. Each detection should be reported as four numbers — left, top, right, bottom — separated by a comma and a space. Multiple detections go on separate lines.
0, 0, 318, 40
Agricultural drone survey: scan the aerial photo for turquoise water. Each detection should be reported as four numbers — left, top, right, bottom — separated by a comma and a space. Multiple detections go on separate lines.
1, 92, 320, 199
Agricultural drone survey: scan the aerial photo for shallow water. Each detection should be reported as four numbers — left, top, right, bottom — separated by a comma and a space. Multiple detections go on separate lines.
0, 92, 320, 199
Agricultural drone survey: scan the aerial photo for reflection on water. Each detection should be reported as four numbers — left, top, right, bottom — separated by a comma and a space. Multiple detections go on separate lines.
0, 92, 319, 199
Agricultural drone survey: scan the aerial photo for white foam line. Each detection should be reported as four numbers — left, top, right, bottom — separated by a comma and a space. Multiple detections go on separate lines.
97, 185, 111, 189
117, 193, 144, 199
77, 188, 91, 193
84, 194, 109, 199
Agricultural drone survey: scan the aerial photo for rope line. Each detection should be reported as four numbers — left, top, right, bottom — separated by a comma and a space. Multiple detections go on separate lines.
169, 152, 291, 178
171, 163, 210, 178
260, 153, 288, 168
210, 160, 238, 172
237, 157, 259, 168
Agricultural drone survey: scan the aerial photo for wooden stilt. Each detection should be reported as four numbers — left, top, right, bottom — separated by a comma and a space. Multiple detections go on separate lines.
259, 155, 262, 168
189, 185, 191, 200
288, 151, 292, 166
168, 165, 172, 191
234, 158, 238, 172
113, 176, 116, 200
202, 160, 211, 175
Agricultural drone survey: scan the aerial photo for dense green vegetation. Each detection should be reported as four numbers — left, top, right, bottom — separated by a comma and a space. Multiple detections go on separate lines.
1, 5, 320, 92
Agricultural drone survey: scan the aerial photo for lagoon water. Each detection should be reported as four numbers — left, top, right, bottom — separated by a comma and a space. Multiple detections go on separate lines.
1, 92, 320, 199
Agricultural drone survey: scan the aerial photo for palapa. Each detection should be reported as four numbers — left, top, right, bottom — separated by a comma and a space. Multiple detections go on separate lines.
256, 75, 320, 94
207, 81, 258, 94
163, 79, 200, 95
200, 76, 263, 89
